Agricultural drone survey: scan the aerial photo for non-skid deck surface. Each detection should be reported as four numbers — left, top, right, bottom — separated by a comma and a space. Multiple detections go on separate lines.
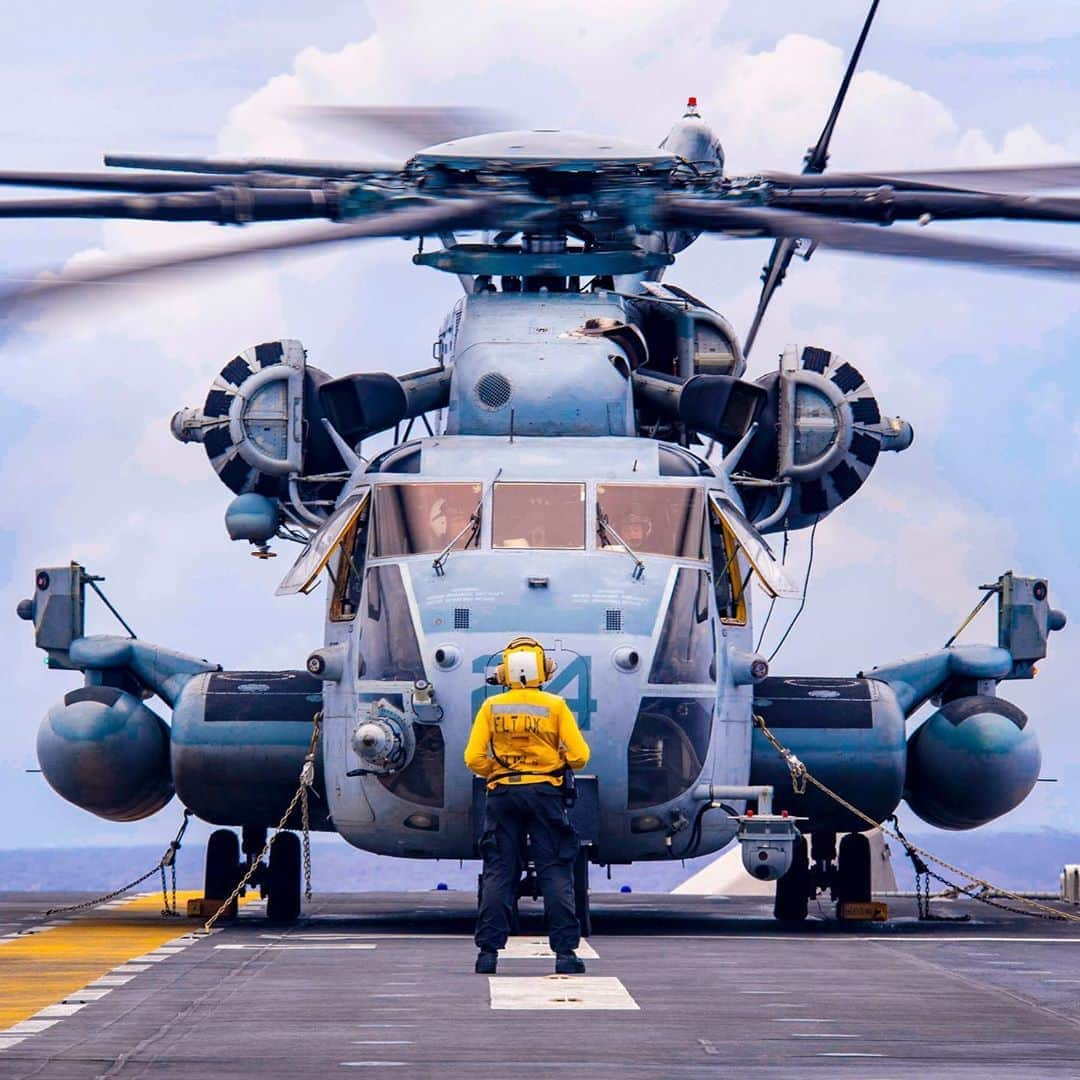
1, 891, 1079, 1078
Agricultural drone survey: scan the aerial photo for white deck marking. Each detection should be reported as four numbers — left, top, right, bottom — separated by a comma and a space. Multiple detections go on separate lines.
90, 975, 135, 986
489, 975, 639, 1010
5, 1020, 61, 1035
890, 937, 1080, 945
64, 989, 112, 1002
499, 937, 599, 959
0, 1038, 27, 1051
214, 943, 377, 951
35, 1003, 86, 1018
818, 1052, 885, 1058
1045, 979, 1080, 983
772, 1018, 834, 1023
111, 964, 151, 974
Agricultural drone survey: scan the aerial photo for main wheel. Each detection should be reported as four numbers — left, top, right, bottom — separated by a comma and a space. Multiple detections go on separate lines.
836, 832, 872, 908
266, 831, 302, 923
204, 829, 241, 920
573, 848, 592, 938
774, 834, 810, 923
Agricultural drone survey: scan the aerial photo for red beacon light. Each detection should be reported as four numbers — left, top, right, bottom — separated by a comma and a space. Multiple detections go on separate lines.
684, 96, 701, 117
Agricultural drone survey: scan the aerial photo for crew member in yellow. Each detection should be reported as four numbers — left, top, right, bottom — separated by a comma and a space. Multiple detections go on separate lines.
464, 636, 591, 975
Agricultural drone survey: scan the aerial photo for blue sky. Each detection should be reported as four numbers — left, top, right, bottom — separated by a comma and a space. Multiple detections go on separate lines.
1, 1, 1077, 856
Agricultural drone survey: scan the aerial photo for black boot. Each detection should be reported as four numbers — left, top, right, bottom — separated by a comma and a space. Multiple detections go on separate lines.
555, 951, 585, 974
475, 949, 498, 974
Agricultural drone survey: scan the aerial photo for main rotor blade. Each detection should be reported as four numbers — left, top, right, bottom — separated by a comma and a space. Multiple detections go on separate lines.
767, 189, 1080, 225
760, 162, 1080, 194
0, 168, 328, 192
805, 0, 880, 174
663, 197, 1080, 277
744, 0, 881, 356
104, 153, 404, 179
287, 105, 512, 152
0, 188, 339, 223
0, 198, 492, 313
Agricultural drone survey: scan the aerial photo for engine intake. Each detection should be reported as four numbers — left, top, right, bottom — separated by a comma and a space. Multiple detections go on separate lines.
739, 345, 912, 532
171, 339, 345, 527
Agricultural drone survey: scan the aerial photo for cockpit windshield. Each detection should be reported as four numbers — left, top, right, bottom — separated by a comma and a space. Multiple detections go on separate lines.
372, 483, 482, 557
597, 484, 704, 560
492, 483, 586, 549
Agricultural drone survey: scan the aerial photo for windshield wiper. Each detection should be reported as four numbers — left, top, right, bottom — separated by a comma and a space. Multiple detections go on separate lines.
597, 508, 645, 580
432, 468, 502, 577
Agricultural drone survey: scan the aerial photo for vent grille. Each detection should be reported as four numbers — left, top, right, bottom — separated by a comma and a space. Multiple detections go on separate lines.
605, 609, 622, 632
474, 371, 513, 410
454, 607, 471, 630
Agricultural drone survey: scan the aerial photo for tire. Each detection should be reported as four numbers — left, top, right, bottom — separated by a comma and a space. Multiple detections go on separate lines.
774, 833, 810, 923
836, 832, 872, 907
573, 848, 592, 938
266, 831, 302, 923
204, 830, 241, 920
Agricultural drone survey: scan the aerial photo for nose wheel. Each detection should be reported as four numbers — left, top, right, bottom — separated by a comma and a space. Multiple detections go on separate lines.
573, 848, 592, 938
773, 833, 810, 923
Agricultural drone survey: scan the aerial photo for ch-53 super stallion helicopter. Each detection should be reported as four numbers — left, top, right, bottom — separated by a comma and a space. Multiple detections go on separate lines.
8, 1, 1076, 926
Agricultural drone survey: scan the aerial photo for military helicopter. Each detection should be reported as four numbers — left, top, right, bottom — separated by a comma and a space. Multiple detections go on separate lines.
9, 1, 1075, 925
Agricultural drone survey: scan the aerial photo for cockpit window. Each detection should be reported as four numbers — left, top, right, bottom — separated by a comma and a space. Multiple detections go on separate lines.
372, 483, 482, 557
492, 483, 585, 549
648, 568, 715, 684
362, 565, 424, 681
597, 484, 704, 560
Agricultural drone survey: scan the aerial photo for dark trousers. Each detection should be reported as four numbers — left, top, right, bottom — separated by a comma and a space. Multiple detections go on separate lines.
475, 783, 581, 955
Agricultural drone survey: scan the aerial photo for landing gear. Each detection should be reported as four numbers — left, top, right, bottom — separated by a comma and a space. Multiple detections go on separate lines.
836, 832, 872, 908
204, 829, 241, 919
773, 833, 810, 923
574, 848, 592, 938
266, 832, 302, 923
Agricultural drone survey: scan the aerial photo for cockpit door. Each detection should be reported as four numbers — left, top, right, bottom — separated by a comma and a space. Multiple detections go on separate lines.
707, 492, 800, 599
276, 486, 371, 596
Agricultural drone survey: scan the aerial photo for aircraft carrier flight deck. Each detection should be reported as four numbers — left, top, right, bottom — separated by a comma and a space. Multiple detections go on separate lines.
2, 890, 1079, 1079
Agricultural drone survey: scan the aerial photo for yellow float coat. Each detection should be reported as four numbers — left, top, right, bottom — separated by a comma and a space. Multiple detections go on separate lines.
464, 688, 590, 789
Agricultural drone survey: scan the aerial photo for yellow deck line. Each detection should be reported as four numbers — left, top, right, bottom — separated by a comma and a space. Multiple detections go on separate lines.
0, 891, 222, 1029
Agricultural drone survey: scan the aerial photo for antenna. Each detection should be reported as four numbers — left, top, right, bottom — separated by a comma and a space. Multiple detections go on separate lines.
743, 0, 881, 357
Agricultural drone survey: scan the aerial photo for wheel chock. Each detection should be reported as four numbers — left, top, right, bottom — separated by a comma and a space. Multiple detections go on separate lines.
187, 897, 232, 918
838, 900, 889, 921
